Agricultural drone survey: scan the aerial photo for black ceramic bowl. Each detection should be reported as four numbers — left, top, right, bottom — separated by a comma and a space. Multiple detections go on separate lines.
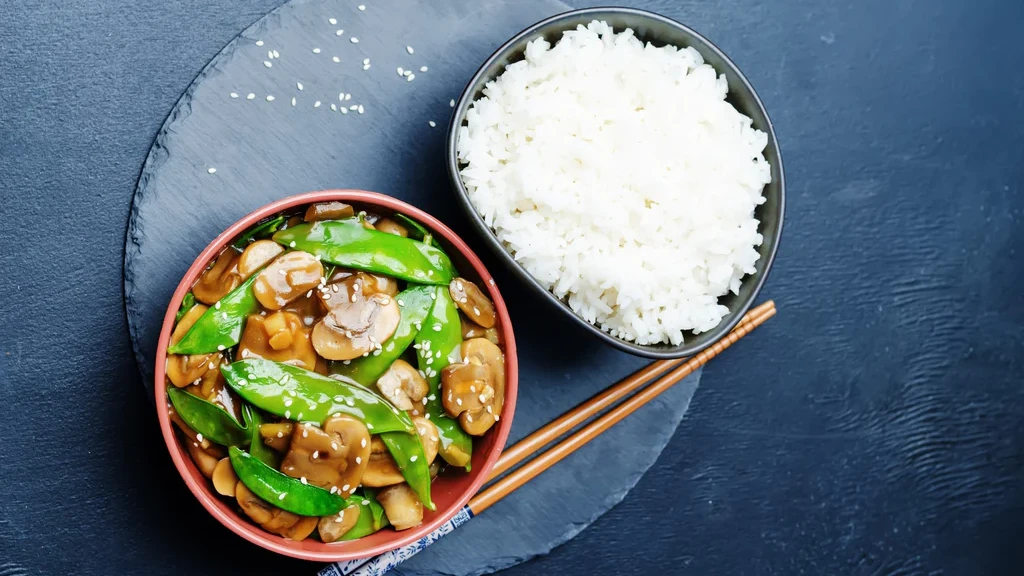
446, 7, 785, 359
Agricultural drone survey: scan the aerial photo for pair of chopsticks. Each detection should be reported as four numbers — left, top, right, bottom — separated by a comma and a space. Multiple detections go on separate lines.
320, 300, 777, 576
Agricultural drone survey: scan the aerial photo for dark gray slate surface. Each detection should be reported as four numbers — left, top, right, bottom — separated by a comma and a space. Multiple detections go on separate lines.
121, 1, 700, 574
1, 0, 1022, 575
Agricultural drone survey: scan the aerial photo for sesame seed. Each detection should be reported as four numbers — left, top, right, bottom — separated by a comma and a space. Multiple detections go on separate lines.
267, 50, 274, 59
277, 431, 283, 438
336, 29, 344, 36
424, 413, 430, 419
349, 104, 358, 110
297, 82, 304, 91
208, 362, 215, 370
420, 66, 428, 72
435, 350, 442, 358
278, 269, 287, 275
450, 99, 456, 107
397, 67, 404, 75
363, 64, 371, 70
430, 292, 436, 300
428, 395, 436, 401
358, 4, 365, 10
328, 17, 337, 24
331, 442, 338, 450
291, 97, 296, 106
357, 105, 364, 114
350, 294, 357, 302
285, 410, 291, 418
314, 100, 321, 107
406, 74, 415, 82
410, 455, 418, 462
264, 61, 272, 68
372, 349, 381, 356
333, 56, 340, 63
306, 289, 312, 298
322, 293, 332, 301
406, 46, 414, 54
332, 284, 340, 293
266, 95, 275, 101
297, 412, 303, 419
300, 477, 308, 485
466, 414, 473, 422
345, 93, 352, 101
494, 414, 500, 421
288, 390, 297, 397
273, 49, 280, 58
433, 324, 442, 332
470, 385, 476, 393
196, 433, 204, 442
362, 499, 370, 505
217, 344, 226, 351
339, 92, 344, 101
331, 103, 337, 111
330, 486, 338, 494
230, 92, 239, 98
312, 47, 321, 54
256, 40, 264, 46
456, 398, 462, 406
363, 58, 370, 65
246, 93, 255, 100
360, 438, 367, 448
278, 492, 287, 500
312, 450, 319, 459
367, 423, 374, 429
350, 37, 359, 43
346, 399, 355, 407
221, 312, 228, 320
356, 457, 362, 464
397, 299, 405, 306
342, 484, 350, 491
207, 167, 217, 174
428, 121, 436, 128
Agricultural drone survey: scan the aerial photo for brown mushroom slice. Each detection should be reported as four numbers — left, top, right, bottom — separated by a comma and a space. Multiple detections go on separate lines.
283, 516, 319, 541
376, 359, 429, 411
238, 311, 318, 370
282, 291, 325, 328
279, 416, 370, 498
377, 484, 424, 531
185, 438, 220, 478
362, 436, 405, 487
238, 239, 285, 279
259, 422, 294, 452
317, 273, 398, 314
305, 201, 355, 222
442, 338, 506, 435
375, 217, 408, 237
166, 304, 219, 388
449, 278, 496, 328
460, 316, 503, 347
318, 504, 361, 542
311, 294, 400, 361
441, 363, 491, 417
212, 457, 240, 496
235, 483, 318, 540
236, 482, 275, 524
193, 247, 243, 305
253, 251, 324, 310
412, 416, 439, 465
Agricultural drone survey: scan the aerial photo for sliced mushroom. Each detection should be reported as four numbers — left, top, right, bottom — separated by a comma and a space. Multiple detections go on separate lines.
235, 482, 317, 540
460, 316, 503, 347
212, 457, 240, 496
193, 247, 243, 305
253, 250, 324, 310
377, 484, 423, 531
166, 304, 219, 388
314, 355, 330, 375
376, 359, 429, 411
282, 291, 326, 328
238, 239, 285, 278
413, 416, 439, 465
238, 311, 317, 370
449, 277, 496, 328
442, 338, 505, 436
279, 415, 370, 498
318, 504, 361, 542
305, 201, 355, 222
317, 273, 397, 314
311, 293, 400, 361
361, 436, 405, 487
375, 217, 408, 237
259, 422, 295, 452
185, 437, 220, 478
196, 362, 243, 423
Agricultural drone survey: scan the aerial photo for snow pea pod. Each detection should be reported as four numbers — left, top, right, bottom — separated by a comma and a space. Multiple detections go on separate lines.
229, 446, 346, 516
167, 272, 262, 355
167, 387, 249, 447
174, 293, 196, 324
380, 431, 434, 510
392, 213, 445, 253
340, 489, 389, 540
232, 214, 285, 250
330, 285, 434, 385
415, 286, 474, 469
222, 359, 414, 434
272, 220, 454, 285
242, 404, 278, 468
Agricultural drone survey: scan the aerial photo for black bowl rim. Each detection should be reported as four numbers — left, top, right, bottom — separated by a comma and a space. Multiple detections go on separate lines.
445, 6, 786, 359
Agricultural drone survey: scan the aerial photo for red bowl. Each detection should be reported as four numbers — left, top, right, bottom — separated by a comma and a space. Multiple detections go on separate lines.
154, 190, 518, 561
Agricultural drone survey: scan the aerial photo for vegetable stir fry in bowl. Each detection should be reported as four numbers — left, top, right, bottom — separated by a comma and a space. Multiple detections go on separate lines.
154, 191, 517, 561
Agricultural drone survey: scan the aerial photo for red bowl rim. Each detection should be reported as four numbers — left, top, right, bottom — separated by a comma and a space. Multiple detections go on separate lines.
153, 190, 518, 561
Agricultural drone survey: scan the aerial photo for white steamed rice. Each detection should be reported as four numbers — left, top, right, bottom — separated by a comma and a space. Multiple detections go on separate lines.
457, 21, 771, 345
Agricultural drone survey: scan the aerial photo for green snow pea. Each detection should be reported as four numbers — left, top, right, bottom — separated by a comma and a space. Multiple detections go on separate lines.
221, 359, 414, 434
392, 213, 445, 252
380, 431, 434, 510
167, 272, 262, 355
242, 404, 278, 468
167, 387, 249, 447
330, 285, 434, 385
415, 286, 473, 470
272, 220, 454, 285
174, 293, 196, 324
228, 446, 346, 516
232, 214, 286, 250
340, 489, 389, 540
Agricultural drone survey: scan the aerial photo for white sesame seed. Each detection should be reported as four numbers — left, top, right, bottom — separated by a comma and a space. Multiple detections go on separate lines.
273, 49, 280, 58
456, 398, 462, 406
333, 56, 340, 63
336, 29, 344, 36
363, 58, 370, 65
362, 499, 370, 505
430, 292, 436, 300
297, 412, 303, 420
403, 69, 412, 76
285, 410, 291, 418
494, 414, 500, 421
420, 66, 428, 72
432, 324, 442, 332
428, 121, 436, 128
296, 82, 304, 91
278, 492, 287, 500
367, 423, 373, 429
266, 95, 275, 101
264, 61, 272, 68
350, 37, 359, 43
255, 40, 264, 46
360, 438, 366, 448
330, 486, 338, 494
288, 390, 297, 397
424, 413, 431, 419
346, 399, 355, 407
450, 99, 455, 107
328, 17, 337, 24
363, 64, 371, 70
331, 442, 338, 450
230, 92, 239, 98
348, 104, 358, 110
267, 50, 274, 59
470, 385, 476, 393
397, 67, 404, 76
312, 450, 319, 459
428, 395, 436, 401
356, 457, 362, 464
291, 97, 296, 106
221, 312, 228, 320
486, 405, 493, 414
217, 344, 226, 351
345, 93, 352, 101
466, 414, 473, 422
208, 362, 215, 370
339, 92, 345, 101
207, 167, 217, 174
331, 103, 337, 111
473, 306, 481, 315
410, 455, 418, 462
314, 100, 321, 107
278, 269, 287, 275
196, 433, 204, 442
247, 93, 255, 100
358, 4, 365, 10
357, 105, 364, 114
342, 484, 350, 491
287, 397, 294, 406
435, 350, 441, 358
406, 46, 414, 54
312, 47, 321, 54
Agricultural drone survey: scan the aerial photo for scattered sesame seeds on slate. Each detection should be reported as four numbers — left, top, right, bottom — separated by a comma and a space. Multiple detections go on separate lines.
340, 107, 348, 114
357, 105, 364, 114
273, 49, 280, 58
314, 100, 321, 107
397, 67, 404, 75
406, 46, 414, 54
429, 121, 436, 127
312, 47, 321, 53
363, 64, 371, 70
350, 37, 359, 43
328, 17, 337, 25
263, 61, 272, 68
291, 97, 296, 106
450, 99, 455, 107
406, 74, 415, 82
349, 104, 358, 110
207, 167, 217, 174
297, 82, 303, 90
420, 66, 428, 72
255, 40, 264, 46
246, 93, 255, 100
336, 29, 344, 36
267, 50, 274, 59
266, 95, 275, 101
345, 93, 352, 101
403, 69, 412, 76
363, 58, 370, 65
331, 103, 337, 111
333, 56, 340, 63
230, 92, 238, 98
358, 4, 366, 10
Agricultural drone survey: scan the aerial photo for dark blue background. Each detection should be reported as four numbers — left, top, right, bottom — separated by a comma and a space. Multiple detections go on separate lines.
1, 0, 1022, 575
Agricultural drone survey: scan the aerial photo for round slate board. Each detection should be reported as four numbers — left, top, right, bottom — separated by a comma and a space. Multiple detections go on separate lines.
123, 0, 702, 573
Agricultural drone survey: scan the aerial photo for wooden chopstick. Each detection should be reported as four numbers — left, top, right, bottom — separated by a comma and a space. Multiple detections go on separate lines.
488, 299, 776, 479
471, 301, 776, 513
